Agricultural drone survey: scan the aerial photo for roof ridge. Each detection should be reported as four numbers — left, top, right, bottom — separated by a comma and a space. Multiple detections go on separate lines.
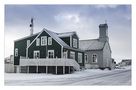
80, 39, 99, 41
57, 31, 76, 34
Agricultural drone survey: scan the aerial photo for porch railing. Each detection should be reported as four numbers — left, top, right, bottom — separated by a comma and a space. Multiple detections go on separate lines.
20, 58, 80, 71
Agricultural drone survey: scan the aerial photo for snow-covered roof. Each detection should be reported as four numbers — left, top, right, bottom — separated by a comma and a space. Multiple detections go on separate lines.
57, 31, 76, 37
45, 29, 71, 48
79, 39, 105, 50
14, 32, 40, 42
45, 29, 83, 52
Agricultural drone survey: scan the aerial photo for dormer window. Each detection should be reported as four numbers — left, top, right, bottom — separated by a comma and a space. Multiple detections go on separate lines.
73, 38, 77, 48
41, 36, 47, 46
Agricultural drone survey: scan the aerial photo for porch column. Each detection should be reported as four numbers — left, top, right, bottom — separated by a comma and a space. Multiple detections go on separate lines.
27, 66, 29, 73
69, 66, 70, 74
63, 66, 65, 74
36, 66, 38, 73
46, 66, 48, 74
55, 66, 57, 74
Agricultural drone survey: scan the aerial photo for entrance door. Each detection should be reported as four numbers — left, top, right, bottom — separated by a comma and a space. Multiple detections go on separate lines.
33, 50, 40, 59
63, 51, 67, 58
48, 50, 54, 58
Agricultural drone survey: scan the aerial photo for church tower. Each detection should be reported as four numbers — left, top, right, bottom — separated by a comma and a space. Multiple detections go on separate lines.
99, 23, 109, 42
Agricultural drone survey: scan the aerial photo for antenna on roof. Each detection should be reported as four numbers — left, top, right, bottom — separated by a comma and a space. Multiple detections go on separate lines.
30, 18, 34, 35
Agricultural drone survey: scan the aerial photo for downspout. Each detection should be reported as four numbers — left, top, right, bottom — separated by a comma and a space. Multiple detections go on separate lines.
61, 46, 63, 58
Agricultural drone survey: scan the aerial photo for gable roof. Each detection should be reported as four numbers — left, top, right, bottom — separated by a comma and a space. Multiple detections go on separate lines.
25, 28, 83, 52
79, 39, 106, 51
14, 32, 40, 42
45, 29, 83, 52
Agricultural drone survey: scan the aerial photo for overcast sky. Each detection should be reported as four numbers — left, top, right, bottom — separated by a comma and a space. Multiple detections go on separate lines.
5, 5, 131, 63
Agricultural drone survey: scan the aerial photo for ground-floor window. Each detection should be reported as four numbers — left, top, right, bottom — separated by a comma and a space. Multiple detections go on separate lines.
78, 53, 82, 63
15, 48, 18, 57
48, 50, 54, 58
85, 54, 88, 63
70, 51, 75, 60
92, 54, 97, 63
33, 50, 40, 59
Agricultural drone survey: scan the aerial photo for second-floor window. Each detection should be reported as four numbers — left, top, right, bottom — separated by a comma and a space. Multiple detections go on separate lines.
48, 37, 52, 45
36, 38, 40, 46
41, 36, 47, 46
73, 38, 77, 48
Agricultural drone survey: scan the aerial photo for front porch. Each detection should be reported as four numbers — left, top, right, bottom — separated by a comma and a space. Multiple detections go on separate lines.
16, 57, 80, 74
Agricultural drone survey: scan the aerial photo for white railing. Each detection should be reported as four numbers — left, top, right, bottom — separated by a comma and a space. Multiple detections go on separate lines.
20, 58, 80, 70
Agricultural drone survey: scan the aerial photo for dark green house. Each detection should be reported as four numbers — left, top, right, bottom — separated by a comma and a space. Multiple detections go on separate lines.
14, 28, 85, 74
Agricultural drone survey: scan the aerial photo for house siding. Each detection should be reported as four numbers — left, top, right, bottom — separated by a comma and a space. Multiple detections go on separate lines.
14, 34, 38, 65
103, 42, 112, 68
60, 37, 70, 46
85, 50, 103, 68
63, 48, 84, 67
28, 31, 62, 58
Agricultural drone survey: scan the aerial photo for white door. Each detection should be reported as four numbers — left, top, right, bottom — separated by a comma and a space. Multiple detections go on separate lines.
33, 50, 40, 59
48, 50, 54, 58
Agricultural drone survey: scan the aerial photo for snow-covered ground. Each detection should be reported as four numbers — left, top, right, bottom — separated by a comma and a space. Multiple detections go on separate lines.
5, 66, 131, 86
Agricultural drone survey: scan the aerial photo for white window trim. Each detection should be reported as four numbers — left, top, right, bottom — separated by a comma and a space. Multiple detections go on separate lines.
92, 54, 98, 63
70, 51, 75, 60
48, 37, 52, 45
41, 36, 47, 46
27, 40, 30, 47
36, 38, 40, 46
48, 50, 54, 58
15, 48, 18, 57
78, 53, 82, 63
33, 50, 40, 59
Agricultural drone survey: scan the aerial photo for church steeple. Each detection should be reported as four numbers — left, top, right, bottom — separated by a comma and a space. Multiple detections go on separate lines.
99, 23, 109, 42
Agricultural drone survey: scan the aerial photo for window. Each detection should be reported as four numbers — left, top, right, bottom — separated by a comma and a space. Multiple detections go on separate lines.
70, 51, 75, 60
73, 38, 77, 48
63, 51, 67, 58
41, 36, 47, 46
15, 48, 18, 57
27, 40, 30, 47
48, 37, 52, 45
78, 53, 82, 63
36, 38, 40, 46
85, 54, 88, 63
33, 51, 40, 59
48, 50, 54, 58
92, 54, 97, 63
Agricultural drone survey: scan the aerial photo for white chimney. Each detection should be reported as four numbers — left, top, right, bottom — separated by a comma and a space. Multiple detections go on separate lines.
30, 18, 34, 35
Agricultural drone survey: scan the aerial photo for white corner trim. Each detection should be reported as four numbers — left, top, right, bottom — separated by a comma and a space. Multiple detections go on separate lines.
70, 35, 72, 47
